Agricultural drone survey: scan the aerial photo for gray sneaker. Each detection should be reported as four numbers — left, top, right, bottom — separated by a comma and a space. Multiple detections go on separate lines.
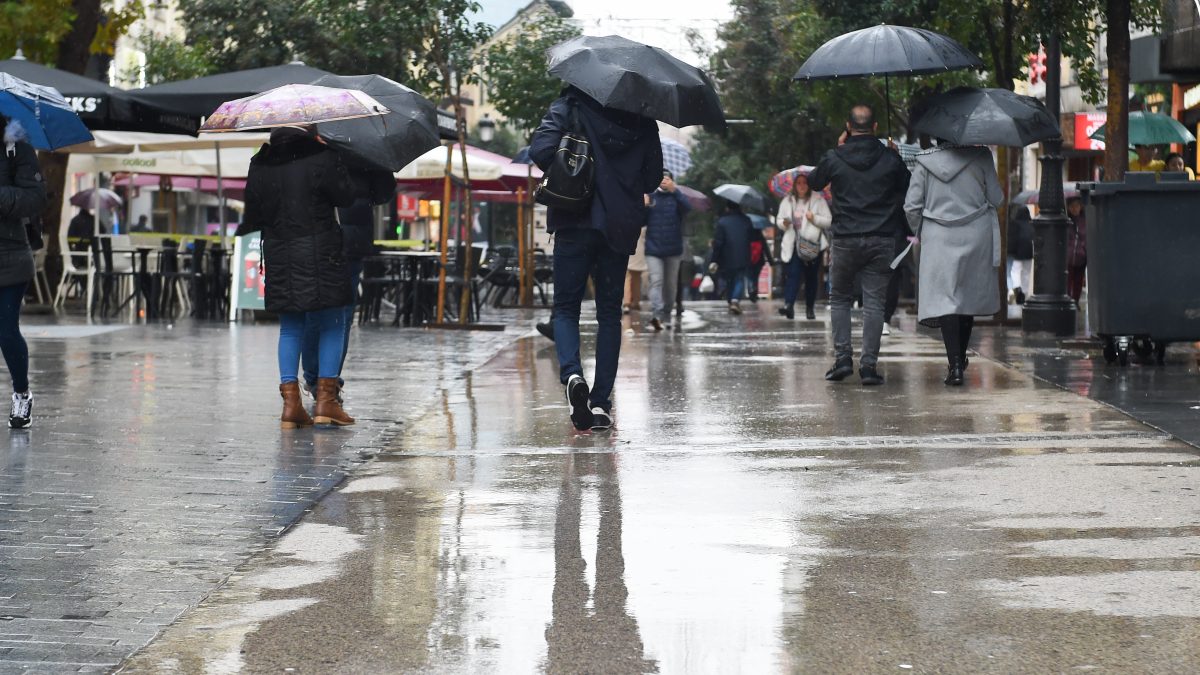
9, 391, 32, 429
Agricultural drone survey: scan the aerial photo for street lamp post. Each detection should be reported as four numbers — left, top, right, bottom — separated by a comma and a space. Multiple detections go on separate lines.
478, 113, 496, 144
1022, 34, 1077, 336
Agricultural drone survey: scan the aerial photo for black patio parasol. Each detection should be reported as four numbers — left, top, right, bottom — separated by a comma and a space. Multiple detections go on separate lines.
128, 61, 334, 119
311, 74, 441, 173
547, 35, 725, 130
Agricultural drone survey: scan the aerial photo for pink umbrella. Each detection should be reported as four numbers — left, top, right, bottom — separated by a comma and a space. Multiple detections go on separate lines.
199, 84, 389, 132
768, 165, 815, 199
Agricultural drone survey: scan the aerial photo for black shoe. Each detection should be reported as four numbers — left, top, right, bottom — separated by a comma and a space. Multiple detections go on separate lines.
805, 307, 816, 320
536, 321, 555, 342
565, 375, 594, 430
860, 366, 885, 386
783, 304, 794, 320
729, 301, 742, 315
945, 358, 964, 386
590, 406, 613, 430
825, 359, 854, 381
650, 317, 664, 332
1014, 288, 1026, 305
777, 305, 788, 317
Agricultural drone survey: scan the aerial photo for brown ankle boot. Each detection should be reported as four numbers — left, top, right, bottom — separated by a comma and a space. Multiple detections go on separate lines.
313, 378, 354, 426
280, 382, 313, 428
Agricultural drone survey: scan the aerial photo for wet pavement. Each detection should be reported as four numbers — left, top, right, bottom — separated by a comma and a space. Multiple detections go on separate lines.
116, 303, 1200, 674
0, 316, 518, 673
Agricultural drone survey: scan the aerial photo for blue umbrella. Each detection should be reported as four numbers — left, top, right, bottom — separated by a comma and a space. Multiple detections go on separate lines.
0, 72, 92, 150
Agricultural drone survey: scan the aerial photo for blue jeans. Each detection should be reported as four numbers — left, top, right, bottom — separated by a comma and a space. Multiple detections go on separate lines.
0, 282, 28, 392
722, 270, 745, 302
301, 260, 362, 387
784, 255, 820, 310
552, 228, 629, 412
279, 305, 346, 384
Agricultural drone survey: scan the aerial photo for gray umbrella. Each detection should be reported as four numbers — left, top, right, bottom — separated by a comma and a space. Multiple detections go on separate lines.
912, 87, 1059, 147
714, 184, 768, 213
793, 25, 983, 137
547, 35, 725, 130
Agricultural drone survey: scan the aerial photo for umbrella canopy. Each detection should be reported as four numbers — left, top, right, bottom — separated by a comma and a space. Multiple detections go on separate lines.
714, 183, 768, 213
395, 144, 541, 193
794, 25, 983, 80
1089, 111, 1196, 145
70, 187, 122, 210
912, 87, 1058, 147
748, 213, 771, 230
0, 56, 197, 135
0, 72, 92, 149
310, 74, 441, 173
676, 184, 710, 212
661, 137, 692, 177
547, 35, 725, 130
129, 62, 334, 118
200, 84, 388, 132
768, 165, 815, 199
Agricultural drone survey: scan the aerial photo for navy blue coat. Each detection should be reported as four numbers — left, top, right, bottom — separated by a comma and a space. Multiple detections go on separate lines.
645, 188, 690, 258
529, 90, 663, 255
711, 212, 754, 273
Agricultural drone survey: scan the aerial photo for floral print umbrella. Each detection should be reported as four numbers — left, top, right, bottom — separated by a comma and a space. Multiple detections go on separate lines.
199, 84, 388, 132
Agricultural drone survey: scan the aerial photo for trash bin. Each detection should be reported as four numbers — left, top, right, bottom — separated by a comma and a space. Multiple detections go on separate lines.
1079, 171, 1200, 365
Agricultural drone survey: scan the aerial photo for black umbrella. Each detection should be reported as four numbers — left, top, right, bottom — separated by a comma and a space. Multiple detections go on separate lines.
714, 183, 768, 213
128, 61, 333, 118
793, 25, 983, 137
0, 55, 197, 135
310, 74, 441, 173
547, 35, 725, 130
911, 87, 1058, 147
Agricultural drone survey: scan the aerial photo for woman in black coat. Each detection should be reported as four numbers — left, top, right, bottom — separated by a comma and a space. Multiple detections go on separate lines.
708, 200, 754, 314
0, 116, 44, 428
238, 126, 356, 428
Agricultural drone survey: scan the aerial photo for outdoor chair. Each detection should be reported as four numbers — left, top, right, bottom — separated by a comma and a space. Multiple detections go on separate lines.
157, 241, 190, 318
476, 245, 520, 307
94, 237, 137, 318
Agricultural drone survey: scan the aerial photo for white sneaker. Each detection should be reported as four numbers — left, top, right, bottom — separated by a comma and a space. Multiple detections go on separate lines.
9, 391, 32, 429
881, 322, 892, 336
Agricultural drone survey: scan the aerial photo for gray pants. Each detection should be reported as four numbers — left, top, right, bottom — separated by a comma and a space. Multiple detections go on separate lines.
830, 237, 893, 369
646, 254, 681, 321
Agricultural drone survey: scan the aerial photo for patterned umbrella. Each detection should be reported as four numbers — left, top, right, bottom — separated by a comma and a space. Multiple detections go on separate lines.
768, 165, 815, 199
199, 84, 389, 132
661, 137, 692, 178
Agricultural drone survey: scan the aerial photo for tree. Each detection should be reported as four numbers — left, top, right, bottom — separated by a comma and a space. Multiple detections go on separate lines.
0, 0, 76, 63
484, 13, 581, 140
127, 34, 215, 85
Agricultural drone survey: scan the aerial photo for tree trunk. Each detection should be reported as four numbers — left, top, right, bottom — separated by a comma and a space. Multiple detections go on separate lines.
1104, 0, 1131, 182
43, 0, 103, 289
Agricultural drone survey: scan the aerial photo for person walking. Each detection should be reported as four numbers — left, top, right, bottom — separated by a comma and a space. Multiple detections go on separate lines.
708, 200, 754, 315
776, 172, 831, 320
530, 86, 663, 431
300, 169, 392, 401
0, 116, 45, 428
623, 228, 647, 313
904, 142, 1003, 386
238, 125, 357, 428
644, 170, 690, 331
808, 105, 910, 385
1006, 205, 1034, 304
1066, 196, 1087, 305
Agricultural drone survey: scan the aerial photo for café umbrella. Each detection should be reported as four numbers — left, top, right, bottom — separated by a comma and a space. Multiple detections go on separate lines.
199, 84, 389, 133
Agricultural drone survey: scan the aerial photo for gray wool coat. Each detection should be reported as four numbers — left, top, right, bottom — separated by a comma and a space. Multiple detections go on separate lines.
904, 146, 1003, 324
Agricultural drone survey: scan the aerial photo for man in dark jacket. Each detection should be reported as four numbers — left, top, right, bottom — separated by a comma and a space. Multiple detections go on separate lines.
644, 170, 690, 330
238, 125, 357, 428
708, 201, 754, 314
529, 87, 663, 431
808, 104, 910, 385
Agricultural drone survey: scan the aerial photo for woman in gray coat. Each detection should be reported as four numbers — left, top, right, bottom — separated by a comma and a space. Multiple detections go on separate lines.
904, 143, 1002, 386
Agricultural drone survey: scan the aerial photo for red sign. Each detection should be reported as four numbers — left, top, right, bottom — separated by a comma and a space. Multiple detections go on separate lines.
397, 194, 419, 219
1073, 112, 1106, 151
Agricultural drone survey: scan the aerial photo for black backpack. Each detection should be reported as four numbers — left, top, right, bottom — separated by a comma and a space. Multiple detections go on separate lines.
534, 101, 594, 213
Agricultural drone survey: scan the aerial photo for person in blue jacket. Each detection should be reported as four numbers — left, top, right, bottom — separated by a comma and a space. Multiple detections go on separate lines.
708, 200, 754, 315
644, 170, 690, 331
529, 86, 663, 432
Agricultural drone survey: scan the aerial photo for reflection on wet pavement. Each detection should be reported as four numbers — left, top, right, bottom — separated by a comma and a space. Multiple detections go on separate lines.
122, 305, 1200, 673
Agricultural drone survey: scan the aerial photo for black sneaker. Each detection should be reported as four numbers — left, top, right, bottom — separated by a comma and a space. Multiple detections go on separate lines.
860, 367, 885, 386
9, 391, 32, 429
729, 301, 742, 315
565, 375, 594, 430
806, 307, 816, 320
536, 321, 555, 342
590, 406, 613, 430
825, 359, 854, 381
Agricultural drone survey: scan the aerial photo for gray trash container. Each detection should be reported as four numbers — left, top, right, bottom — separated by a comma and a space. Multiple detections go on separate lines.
1079, 172, 1200, 365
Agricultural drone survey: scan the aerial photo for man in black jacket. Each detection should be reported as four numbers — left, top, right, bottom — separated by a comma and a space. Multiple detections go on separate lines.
808, 105, 910, 385
529, 87, 662, 431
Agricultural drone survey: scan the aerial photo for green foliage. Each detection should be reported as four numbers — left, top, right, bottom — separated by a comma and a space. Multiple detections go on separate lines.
484, 13, 581, 140
128, 33, 215, 85
0, 0, 76, 63
91, 1, 144, 56
468, 123, 521, 158
407, 0, 494, 100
